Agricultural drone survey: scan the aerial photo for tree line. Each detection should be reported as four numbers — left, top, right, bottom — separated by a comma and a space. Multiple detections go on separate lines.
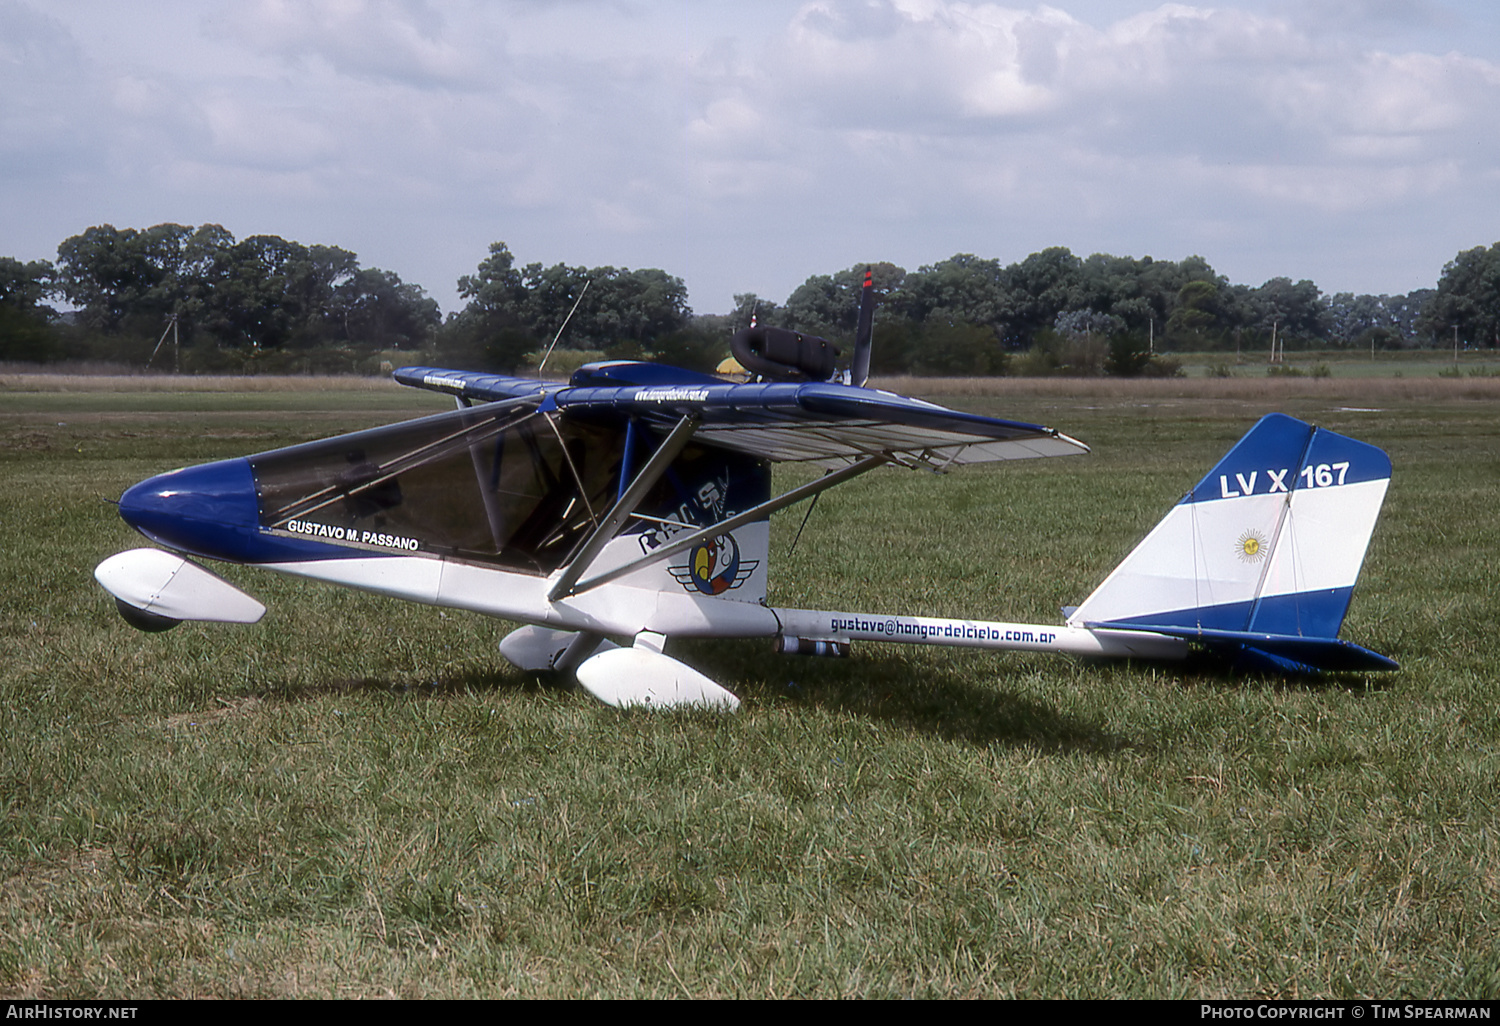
726, 251, 1455, 377
1, 224, 441, 372
3, 223, 1498, 376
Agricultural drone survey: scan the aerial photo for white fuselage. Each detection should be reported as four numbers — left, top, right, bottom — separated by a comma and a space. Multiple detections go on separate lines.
261, 552, 1188, 662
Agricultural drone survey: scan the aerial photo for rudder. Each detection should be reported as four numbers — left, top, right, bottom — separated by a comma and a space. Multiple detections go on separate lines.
1067, 414, 1391, 650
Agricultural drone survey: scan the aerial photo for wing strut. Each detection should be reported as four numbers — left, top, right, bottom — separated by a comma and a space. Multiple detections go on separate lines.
547, 413, 702, 602
562, 454, 889, 598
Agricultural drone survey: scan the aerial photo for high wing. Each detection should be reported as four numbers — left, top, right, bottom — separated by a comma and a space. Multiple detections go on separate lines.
394, 367, 552, 404
394, 363, 1088, 470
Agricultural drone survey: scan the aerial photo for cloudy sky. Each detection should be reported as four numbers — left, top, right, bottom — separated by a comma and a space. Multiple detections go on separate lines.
4, 0, 1499, 317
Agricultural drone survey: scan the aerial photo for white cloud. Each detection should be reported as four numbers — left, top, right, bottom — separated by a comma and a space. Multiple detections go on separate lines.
4, 0, 1500, 313
212, 0, 484, 87
0, 1, 105, 175
685, 2, 1500, 208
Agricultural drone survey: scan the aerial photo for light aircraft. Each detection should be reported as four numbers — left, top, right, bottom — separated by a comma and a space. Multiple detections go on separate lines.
94, 273, 1396, 710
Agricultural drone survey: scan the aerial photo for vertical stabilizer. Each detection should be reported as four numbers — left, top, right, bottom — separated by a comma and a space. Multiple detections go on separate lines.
1068, 414, 1391, 644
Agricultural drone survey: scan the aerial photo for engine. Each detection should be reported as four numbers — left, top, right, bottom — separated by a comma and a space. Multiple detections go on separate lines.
730, 326, 841, 382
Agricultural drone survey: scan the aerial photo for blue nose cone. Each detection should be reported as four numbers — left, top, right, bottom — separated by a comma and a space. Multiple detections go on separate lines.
120, 458, 262, 560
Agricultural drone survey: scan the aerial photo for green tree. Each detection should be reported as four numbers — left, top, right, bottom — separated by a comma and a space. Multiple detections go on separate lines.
909, 320, 1007, 376
1249, 277, 1328, 351
436, 308, 533, 373
445, 243, 536, 369
451, 242, 692, 356
1166, 280, 1224, 347
649, 324, 727, 373
1075, 253, 1154, 336
585, 267, 690, 346
1325, 292, 1424, 350
727, 293, 782, 330
287, 244, 360, 347
199, 235, 301, 349
332, 268, 440, 349
0, 257, 58, 362
781, 263, 903, 341
195, 236, 369, 351
1419, 244, 1500, 348
894, 255, 1008, 339
1391, 289, 1434, 347
54, 224, 166, 333
457, 242, 526, 315
1001, 247, 1085, 346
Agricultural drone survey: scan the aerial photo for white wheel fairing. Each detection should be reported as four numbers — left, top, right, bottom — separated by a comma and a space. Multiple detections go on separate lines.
575, 647, 740, 711
94, 549, 266, 624
499, 625, 618, 671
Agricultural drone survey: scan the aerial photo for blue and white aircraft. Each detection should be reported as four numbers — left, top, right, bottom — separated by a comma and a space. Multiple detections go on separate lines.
94, 274, 1396, 709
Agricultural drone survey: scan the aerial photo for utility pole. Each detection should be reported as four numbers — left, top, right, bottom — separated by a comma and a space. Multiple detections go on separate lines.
148, 314, 180, 373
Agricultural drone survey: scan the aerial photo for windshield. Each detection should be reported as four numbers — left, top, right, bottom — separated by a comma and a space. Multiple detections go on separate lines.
250, 402, 623, 574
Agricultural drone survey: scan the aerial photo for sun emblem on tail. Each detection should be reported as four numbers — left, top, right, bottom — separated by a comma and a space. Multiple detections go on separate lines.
1236, 529, 1268, 563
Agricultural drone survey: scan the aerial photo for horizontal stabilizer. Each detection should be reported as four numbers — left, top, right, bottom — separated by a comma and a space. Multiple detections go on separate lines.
1094, 622, 1398, 673
95, 548, 266, 624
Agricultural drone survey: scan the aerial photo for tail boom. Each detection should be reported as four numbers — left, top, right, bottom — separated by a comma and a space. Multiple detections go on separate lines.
773, 608, 1189, 661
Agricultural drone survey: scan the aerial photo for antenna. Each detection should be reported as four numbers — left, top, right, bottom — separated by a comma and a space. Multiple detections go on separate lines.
537, 279, 591, 376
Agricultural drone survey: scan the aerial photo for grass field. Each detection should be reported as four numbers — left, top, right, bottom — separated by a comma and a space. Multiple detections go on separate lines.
1, 372, 1497, 998
1167, 347, 1500, 379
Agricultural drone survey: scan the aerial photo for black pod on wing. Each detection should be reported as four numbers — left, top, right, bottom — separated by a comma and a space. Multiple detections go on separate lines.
730, 326, 840, 382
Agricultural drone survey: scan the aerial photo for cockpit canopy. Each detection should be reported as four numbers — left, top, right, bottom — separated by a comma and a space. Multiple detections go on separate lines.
248, 400, 766, 576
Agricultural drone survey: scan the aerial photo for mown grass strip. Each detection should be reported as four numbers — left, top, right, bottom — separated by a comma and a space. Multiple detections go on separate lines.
0, 377, 1495, 998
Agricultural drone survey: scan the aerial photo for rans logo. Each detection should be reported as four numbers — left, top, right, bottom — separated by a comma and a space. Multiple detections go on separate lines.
669, 534, 758, 595
635, 465, 761, 596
